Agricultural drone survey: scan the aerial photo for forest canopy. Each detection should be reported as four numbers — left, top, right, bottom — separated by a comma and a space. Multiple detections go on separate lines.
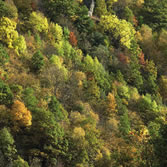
0, 0, 167, 166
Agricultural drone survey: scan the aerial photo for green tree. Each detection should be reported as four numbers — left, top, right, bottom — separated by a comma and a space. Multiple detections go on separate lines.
153, 124, 167, 167
95, 0, 108, 17
0, 128, 16, 160
100, 15, 136, 49
48, 96, 67, 121
74, 6, 95, 33
13, 0, 32, 18
42, 0, 77, 20
126, 55, 143, 91
137, 94, 159, 124
83, 55, 111, 92
0, 80, 13, 107
123, 7, 134, 24
0, 0, 18, 19
142, 60, 158, 94
141, 0, 167, 31
31, 108, 64, 150
31, 50, 44, 72
159, 76, 167, 103
119, 111, 131, 136
22, 87, 38, 110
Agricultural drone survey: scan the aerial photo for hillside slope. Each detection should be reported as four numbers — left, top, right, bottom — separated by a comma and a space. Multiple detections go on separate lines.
0, 0, 167, 166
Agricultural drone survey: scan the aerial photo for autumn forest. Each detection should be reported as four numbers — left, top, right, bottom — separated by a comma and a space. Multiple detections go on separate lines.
0, 0, 167, 166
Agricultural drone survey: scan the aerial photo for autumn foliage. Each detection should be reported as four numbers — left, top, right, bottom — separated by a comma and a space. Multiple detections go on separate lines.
69, 32, 77, 47
11, 100, 32, 127
0, 0, 167, 166
138, 51, 146, 65
118, 53, 129, 64
105, 93, 117, 118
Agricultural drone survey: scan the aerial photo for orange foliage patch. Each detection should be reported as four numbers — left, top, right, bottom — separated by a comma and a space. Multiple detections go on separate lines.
11, 100, 32, 127
138, 51, 146, 65
69, 32, 77, 47
118, 53, 130, 64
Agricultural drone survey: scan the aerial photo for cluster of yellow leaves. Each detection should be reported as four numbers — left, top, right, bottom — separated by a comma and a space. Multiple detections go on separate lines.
0, 17, 27, 55
74, 71, 86, 88
29, 12, 49, 34
70, 111, 86, 125
13, 35, 27, 55
106, 93, 117, 115
135, 0, 144, 7
139, 24, 152, 42
76, 0, 83, 3
100, 15, 136, 48
49, 23, 63, 43
0, 17, 18, 48
11, 100, 32, 127
73, 127, 85, 139
49, 55, 68, 80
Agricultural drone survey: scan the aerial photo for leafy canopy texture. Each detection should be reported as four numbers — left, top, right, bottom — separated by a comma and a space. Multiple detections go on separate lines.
0, 17, 18, 48
141, 0, 167, 31
0, 128, 16, 160
100, 15, 136, 49
0, 44, 9, 65
11, 100, 32, 127
28, 12, 49, 34
0, 80, 13, 107
31, 50, 44, 72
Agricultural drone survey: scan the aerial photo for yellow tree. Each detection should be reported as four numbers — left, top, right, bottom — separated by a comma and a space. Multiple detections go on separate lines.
100, 15, 136, 49
105, 92, 117, 118
11, 100, 32, 128
0, 17, 18, 48
28, 12, 49, 34
49, 23, 63, 43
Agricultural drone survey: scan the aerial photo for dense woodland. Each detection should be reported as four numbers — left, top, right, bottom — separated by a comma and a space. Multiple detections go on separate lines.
0, 0, 167, 166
